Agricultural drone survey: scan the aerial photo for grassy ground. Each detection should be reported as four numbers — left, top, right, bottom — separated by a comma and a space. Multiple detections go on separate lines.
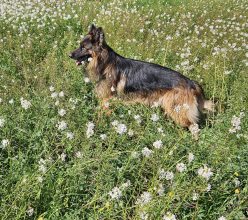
0, 0, 247, 219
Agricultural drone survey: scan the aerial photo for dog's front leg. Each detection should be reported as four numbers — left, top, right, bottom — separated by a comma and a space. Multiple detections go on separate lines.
95, 80, 113, 115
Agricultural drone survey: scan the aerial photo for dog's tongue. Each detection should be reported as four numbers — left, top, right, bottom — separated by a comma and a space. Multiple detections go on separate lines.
76, 61, 82, 66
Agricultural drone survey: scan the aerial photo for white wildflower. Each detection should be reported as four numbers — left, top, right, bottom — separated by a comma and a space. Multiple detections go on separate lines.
229, 127, 236, 134
163, 212, 176, 220
131, 151, 139, 158
100, 134, 107, 140
229, 114, 242, 133
136, 191, 152, 206
86, 122, 95, 138
38, 158, 47, 173
84, 77, 90, 83
121, 180, 131, 189
151, 113, 159, 122
159, 168, 167, 179
69, 98, 78, 104
198, 165, 213, 180
66, 131, 74, 140
1, 139, 9, 149
192, 192, 199, 201
26, 206, 34, 217
157, 183, 165, 196
188, 153, 194, 163
57, 120, 67, 131
218, 216, 227, 220
111, 120, 119, 127
134, 114, 142, 124
224, 70, 231, 75
233, 178, 240, 187
9, 99, 14, 104
60, 152, 66, 161
139, 211, 149, 220
206, 184, 212, 192
75, 151, 83, 158
20, 97, 31, 110
0, 117, 5, 127
59, 91, 64, 97
153, 140, 163, 149
51, 92, 58, 98
142, 147, 153, 157
115, 123, 127, 135
108, 187, 122, 200
58, 109, 66, 116
37, 176, 43, 183
240, 112, 245, 118
157, 127, 164, 133
165, 171, 174, 181
49, 86, 55, 92
159, 169, 174, 181
176, 163, 187, 172
128, 129, 134, 137
55, 100, 60, 106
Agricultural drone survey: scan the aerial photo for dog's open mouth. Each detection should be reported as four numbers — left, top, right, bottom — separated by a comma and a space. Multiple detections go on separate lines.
76, 60, 83, 66
75, 55, 92, 66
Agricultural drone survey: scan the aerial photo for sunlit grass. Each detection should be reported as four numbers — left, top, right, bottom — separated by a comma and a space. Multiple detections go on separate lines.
0, 0, 247, 219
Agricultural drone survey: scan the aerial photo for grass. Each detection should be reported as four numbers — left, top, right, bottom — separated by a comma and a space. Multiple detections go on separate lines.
0, 0, 247, 219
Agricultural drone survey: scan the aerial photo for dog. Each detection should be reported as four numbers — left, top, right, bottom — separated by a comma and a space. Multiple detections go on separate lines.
69, 24, 214, 139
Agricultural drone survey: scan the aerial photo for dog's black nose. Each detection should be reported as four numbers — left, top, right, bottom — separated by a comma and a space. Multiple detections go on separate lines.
68, 53, 73, 58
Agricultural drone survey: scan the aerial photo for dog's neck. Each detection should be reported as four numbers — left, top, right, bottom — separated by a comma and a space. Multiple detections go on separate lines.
86, 44, 118, 83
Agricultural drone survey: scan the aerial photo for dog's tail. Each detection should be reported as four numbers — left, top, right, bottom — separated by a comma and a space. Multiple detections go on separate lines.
193, 80, 214, 112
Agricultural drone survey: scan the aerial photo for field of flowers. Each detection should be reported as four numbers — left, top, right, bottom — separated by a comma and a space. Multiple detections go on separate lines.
0, 0, 247, 219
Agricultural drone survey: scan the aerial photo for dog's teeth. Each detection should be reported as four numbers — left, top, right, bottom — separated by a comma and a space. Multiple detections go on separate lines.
76, 61, 82, 66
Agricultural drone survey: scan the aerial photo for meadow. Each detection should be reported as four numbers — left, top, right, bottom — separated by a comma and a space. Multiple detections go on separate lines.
0, 0, 247, 219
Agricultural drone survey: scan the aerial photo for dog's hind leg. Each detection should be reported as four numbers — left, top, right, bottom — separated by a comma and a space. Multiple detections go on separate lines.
161, 88, 201, 139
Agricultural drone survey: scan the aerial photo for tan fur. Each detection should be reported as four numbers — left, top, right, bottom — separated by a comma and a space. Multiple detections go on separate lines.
104, 65, 115, 79
86, 55, 99, 82
116, 75, 127, 96
160, 88, 199, 127
122, 88, 200, 128
87, 51, 117, 99
95, 80, 112, 99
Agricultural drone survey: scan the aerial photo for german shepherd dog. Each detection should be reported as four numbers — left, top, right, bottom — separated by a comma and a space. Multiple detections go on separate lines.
69, 24, 214, 139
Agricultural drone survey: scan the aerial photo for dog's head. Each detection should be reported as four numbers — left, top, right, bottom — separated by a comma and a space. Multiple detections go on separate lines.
69, 24, 105, 65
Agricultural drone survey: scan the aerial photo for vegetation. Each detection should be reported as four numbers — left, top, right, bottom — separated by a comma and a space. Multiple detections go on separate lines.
0, 0, 247, 219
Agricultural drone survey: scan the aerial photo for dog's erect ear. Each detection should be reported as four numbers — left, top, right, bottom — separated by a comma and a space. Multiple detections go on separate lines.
97, 27, 104, 46
89, 24, 97, 35
94, 27, 104, 46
